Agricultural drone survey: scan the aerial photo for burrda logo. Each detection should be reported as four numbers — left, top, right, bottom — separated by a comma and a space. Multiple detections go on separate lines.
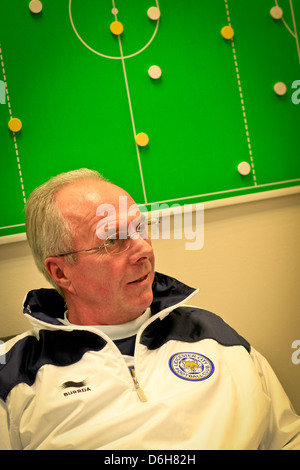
61, 379, 91, 397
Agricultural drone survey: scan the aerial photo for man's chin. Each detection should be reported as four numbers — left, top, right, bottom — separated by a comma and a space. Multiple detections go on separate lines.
128, 290, 153, 319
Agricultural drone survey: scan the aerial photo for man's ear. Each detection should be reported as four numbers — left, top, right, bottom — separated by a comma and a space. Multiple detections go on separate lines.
45, 257, 76, 294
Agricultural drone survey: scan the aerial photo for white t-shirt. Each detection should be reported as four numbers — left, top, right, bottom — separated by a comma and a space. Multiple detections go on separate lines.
59, 308, 152, 367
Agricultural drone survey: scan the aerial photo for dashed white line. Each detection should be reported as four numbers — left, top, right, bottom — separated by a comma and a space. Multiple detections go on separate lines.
0, 44, 27, 204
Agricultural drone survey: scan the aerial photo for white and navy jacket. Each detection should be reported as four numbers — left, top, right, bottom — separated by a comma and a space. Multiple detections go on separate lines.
0, 272, 299, 450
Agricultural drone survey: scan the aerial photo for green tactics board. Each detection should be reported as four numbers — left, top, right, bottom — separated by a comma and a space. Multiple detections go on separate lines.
0, 0, 299, 238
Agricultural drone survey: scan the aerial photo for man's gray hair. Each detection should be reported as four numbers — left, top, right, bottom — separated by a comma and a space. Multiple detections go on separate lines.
25, 168, 108, 296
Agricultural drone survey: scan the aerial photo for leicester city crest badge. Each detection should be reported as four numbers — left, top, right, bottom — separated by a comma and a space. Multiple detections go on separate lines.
169, 352, 214, 381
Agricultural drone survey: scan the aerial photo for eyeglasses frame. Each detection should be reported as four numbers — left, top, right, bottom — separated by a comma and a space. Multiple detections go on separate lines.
54, 218, 159, 258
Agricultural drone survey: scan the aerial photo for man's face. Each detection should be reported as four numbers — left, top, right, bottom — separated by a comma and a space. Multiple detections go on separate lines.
54, 179, 155, 325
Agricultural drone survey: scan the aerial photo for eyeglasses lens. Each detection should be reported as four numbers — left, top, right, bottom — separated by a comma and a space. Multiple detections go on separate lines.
105, 220, 154, 255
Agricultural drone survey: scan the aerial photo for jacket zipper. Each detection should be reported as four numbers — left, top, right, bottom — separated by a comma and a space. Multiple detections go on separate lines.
132, 288, 199, 403
132, 376, 148, 402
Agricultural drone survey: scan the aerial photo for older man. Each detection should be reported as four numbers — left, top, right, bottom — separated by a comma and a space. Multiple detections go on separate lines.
0, 168, 299, 450
45, 173, 155, 326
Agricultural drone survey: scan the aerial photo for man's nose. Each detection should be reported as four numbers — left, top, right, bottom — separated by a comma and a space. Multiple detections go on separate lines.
128, 234, 154, 263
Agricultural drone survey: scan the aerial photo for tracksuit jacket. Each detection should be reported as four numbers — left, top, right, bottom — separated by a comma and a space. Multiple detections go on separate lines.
0, 272, 299, 450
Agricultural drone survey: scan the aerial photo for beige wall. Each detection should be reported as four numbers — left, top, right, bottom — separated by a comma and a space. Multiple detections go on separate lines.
0, 190, 299, 413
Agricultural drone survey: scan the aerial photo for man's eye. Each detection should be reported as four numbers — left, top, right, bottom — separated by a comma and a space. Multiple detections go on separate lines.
137, 222, 146, 233
106, 237, 117, 246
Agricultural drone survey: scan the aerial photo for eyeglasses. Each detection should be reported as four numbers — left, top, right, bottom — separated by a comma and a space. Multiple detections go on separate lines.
55, 218, 159, 257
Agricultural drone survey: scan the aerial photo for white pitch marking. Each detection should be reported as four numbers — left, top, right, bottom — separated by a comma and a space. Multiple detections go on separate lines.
0, 44, 26, 204
275, 0, 300, 63
224, 0, 257, 185
112, 0, 148, 203
69, 0, 159, 61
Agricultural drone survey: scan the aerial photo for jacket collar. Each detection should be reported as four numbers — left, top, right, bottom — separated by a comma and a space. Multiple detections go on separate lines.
23, 272, 198, 326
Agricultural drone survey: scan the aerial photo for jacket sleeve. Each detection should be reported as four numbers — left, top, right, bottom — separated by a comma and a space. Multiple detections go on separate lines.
251, 348, 300, 450
0, 399, 12, 450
